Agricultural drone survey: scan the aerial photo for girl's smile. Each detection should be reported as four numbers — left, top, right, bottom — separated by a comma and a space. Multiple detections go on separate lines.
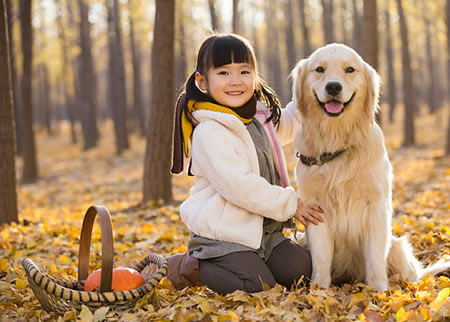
196, 63, 255, 108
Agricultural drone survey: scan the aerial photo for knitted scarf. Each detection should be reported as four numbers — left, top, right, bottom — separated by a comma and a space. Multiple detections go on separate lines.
171, 94, 257, 174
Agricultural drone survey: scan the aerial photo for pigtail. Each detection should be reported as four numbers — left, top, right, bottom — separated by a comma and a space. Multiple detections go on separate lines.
255, 78, 282, 126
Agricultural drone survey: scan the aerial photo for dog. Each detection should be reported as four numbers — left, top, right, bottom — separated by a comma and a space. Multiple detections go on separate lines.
291, 43, 449, 291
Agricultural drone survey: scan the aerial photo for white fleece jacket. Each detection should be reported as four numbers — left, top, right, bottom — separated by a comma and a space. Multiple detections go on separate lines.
180, 101, 301, 249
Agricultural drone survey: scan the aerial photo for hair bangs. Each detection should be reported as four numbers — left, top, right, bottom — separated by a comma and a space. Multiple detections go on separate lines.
211, 35, 252, 68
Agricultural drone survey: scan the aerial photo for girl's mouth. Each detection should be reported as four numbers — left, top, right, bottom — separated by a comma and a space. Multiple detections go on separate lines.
226, 91, 244, 96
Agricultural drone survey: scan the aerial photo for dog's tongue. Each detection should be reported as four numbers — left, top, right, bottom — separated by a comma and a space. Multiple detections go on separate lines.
325, 101, 344, 114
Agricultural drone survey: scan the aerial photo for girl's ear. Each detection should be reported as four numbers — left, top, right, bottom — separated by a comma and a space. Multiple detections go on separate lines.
195, 73, 208, 94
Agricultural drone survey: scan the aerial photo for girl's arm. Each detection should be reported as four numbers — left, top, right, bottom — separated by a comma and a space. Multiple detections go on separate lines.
191, 121, 298, 222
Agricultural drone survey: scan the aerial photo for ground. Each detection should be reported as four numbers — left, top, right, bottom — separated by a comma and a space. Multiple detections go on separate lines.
0, 106, 449, 321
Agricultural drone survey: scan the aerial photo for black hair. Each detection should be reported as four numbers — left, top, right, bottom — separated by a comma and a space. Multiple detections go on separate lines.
180, 33, 281, 125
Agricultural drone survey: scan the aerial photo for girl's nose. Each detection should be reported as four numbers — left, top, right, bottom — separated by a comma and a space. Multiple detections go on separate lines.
229, 73, 242, 85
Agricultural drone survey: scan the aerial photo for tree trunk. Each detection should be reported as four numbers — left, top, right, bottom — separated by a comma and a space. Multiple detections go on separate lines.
143, 0, 175, 203
362, 0, 381, 126
322, 0, 334, 44
20, 0, 38, 183
36, 63, 52, 135
339, 0, 349, 45
265, 1, 285, 103
352, 0, 362, 52
0, 0, 18, 224
396, 0, 416, 147
208, 0, 219, 31
106, 0, 129, 155
77, 0, 99, 150
128, 0, 145, 137
55, 0, 77, 144
6, 0, 23, 155
445, 0, 450, 155
284, 0, 297, 71
423, 13, 438, 114
232, 0, 239, 34
298, 0, 312, 57
175, 0, 187, 97
385, 8, 397, 123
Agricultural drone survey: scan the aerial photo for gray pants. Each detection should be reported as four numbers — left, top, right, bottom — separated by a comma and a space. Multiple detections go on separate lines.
198, 239, 312, 294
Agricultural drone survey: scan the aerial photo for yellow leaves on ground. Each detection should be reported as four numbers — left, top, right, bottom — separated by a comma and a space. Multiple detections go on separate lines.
1, 114, 449, 320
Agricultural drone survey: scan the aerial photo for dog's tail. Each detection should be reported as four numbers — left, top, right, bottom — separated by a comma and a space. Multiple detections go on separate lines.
420, 258, 450, 278
388, 236, 449, 281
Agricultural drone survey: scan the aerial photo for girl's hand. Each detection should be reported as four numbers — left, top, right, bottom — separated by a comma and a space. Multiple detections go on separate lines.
294, 199, 324, 227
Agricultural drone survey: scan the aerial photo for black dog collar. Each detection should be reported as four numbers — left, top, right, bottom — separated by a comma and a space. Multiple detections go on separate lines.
296, 149, 347, 166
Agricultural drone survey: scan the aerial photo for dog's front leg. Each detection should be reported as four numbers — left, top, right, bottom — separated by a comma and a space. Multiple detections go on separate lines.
307, 222, 333, 288
364, 203, 390, 292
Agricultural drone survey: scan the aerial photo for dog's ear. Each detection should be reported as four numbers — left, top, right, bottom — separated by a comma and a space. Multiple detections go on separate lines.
363, 62, 381, 125
290, 59, 308, 115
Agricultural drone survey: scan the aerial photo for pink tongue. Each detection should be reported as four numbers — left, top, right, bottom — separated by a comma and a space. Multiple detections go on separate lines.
325, 101, 344, 113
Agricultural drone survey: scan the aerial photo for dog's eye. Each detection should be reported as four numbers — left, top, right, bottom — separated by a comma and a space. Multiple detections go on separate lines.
345, 67, 355, 73
315, 66, 325, 73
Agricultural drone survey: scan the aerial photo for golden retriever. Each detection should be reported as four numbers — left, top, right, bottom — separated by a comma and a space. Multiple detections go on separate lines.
291, 43, 449, 291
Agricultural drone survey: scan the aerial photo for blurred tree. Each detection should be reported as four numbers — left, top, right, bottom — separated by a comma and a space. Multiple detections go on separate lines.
55, 0, 77, 144
143, 0, 175, 203
20, 0, 38, 183
396, 0, 416, 147
175, 0, 187, 97
297, 0, 312, 57
265, 1, 285, 103
77, 0, 99, 150
422, 7, 439, 114
233, 0, 240, 34
362, 0, 381, 126
384, 6, 397, 123
208, 0, 219, 31
106, 0, 129, 155
446, 0, 450, 155
322, 0, 335, 44
6, 0, 22, 155
128, 0, 145, 137
36, 63, 52, 135
352, 0, 362, 52
338, 0, 349, 45
0, 0, 18, 224
284, 0, 297, 71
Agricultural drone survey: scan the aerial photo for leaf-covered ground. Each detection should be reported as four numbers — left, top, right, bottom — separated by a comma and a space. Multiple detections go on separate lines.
1, 108, 449, 321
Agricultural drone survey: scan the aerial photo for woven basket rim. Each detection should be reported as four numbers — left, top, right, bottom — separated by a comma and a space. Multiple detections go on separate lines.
22, 253, 168, 304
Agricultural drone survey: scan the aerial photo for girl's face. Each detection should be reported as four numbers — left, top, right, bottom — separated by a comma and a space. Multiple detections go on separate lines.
197, 63, 255, 108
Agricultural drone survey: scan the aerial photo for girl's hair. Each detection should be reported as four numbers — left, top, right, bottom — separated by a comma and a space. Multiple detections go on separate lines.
181, 33, 281, 125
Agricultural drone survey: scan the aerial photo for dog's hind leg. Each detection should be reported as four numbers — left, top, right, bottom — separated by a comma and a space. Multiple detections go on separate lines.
307, 223, 333, 288
388, 236, 422, 281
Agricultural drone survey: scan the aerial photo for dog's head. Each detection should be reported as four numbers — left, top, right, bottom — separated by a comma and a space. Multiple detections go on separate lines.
291, 43, 380, 125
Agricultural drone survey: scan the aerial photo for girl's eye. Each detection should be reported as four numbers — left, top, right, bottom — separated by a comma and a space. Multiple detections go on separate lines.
345, 67, 355, 73
315, 66, 325, 73
218, 71, 228, 75
241, 70, 251, 74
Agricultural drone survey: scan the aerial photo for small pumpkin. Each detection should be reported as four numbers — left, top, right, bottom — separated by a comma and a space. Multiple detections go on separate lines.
84, 267, 145, 292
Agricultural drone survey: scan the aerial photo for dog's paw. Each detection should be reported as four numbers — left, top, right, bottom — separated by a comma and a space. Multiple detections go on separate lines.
312, 273, 331, 289
367, 277, 388, 292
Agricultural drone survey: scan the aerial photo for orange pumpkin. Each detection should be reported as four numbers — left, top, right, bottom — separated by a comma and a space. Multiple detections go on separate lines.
84, 267, 145, 292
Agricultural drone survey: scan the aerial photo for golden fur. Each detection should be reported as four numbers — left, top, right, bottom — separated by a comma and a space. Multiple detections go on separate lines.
292, 43, 449, 291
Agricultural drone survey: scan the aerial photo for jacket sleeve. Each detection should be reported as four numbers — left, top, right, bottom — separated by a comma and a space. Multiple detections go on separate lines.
190, 121, 298, 222
276, 100, 302, 146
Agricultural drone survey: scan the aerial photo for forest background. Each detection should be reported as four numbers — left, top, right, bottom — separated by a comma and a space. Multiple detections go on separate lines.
0, 0, 449, 320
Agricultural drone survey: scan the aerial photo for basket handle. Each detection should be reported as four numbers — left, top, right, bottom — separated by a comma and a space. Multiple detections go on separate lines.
77, 205, 114, 292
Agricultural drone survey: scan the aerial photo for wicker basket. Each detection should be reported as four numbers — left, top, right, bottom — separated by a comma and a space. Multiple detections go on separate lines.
22, 205, 168, 313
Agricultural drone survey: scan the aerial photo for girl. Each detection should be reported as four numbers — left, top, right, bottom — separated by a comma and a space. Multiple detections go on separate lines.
170, 33, 323, 295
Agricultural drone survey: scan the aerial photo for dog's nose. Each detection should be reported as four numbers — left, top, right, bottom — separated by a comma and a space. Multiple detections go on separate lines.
325, 82, 343, 96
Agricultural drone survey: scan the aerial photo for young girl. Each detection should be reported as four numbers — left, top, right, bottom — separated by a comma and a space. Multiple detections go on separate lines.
170, 33, 323, 295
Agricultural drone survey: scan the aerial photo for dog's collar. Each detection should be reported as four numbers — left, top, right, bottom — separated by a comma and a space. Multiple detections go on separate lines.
296, 149, 347, 166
